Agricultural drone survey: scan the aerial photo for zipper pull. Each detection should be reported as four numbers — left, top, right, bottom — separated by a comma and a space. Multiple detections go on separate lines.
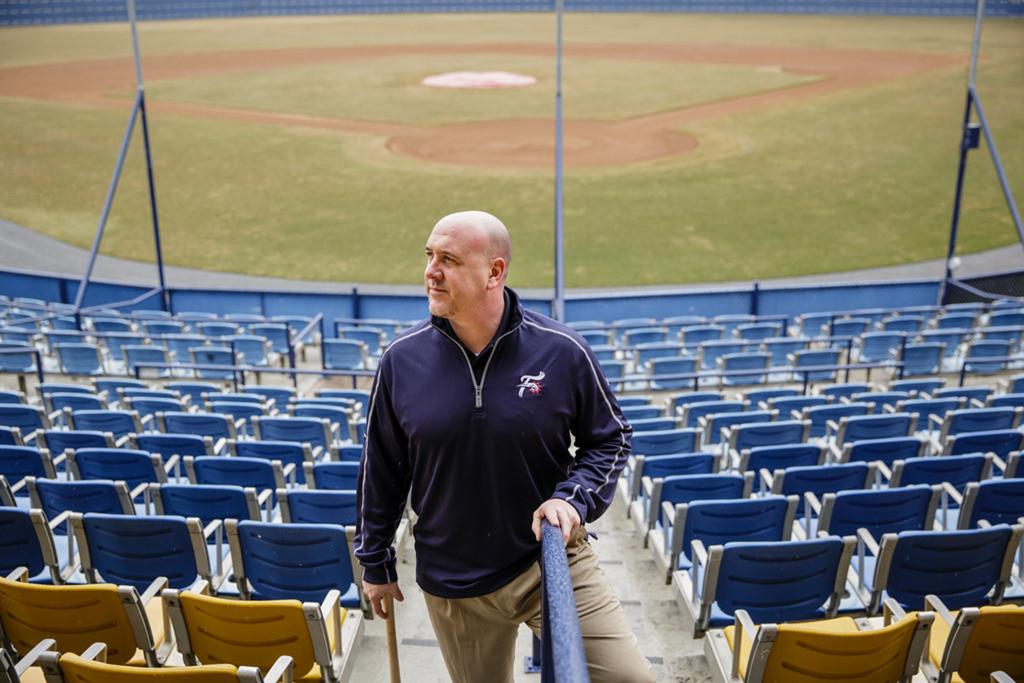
475, 387, 482, 409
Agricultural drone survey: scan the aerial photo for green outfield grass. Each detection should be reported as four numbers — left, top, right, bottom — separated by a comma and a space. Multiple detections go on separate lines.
0, 13, 1021, 287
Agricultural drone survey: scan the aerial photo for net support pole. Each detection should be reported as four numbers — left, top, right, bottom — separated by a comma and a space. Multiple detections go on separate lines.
938, 0, 1023, 305
72, 91, 142, 313
552, 0, 566, 322
129, 0, 170, 313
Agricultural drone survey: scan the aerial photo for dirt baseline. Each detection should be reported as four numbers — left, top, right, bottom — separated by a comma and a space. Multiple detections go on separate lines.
0, 43, 961, 168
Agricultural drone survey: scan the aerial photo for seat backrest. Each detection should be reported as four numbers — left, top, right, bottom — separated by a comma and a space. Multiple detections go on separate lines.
0, 576, 144, 664
174, 590, 317, 675
0, 445, 52, 484
731, 420, 806, 451
48, 392, 105, 413
70, 410, 139, 438
660, 473, 747, 509
743, 388, 799, 405
641, 453, 715, 479
191, 456, 278, 491
776, 463, 871, 514
894, 454, 990, 491
668, 391, 722, 410
802, 403, 871, 438
631, 428, 699, 456
39, 429, 111, 453
744, 444, 823, 472
947, 429, 1024, 458
0, 508, 49, 578
156, 483, 258, 526
883, 525, 1016, 610
282, 489, 357, 526
31, 478, 132, 520
309, 462, 359, 491
233, 439, 310, 484
72, 448, 159, 489
165, 382, 222, 404
681, 497, 791, 561
242, 384, 295, 406
933, 387, 994, 403
135, 433, 212, 459
758, 612, 924, 683
901, 342, 945, 375
769, 395, 829, 415
56, 343, 103, 374
714, 536, 847, 623
819, 383, 872, 401
963, 479, 1024, 528
255, 416, 330, 450
230, 520, 355, 602
682, 401, 745, 429
161, 411, 233, 440
620, 405, 662, 421
0, 404, 44, 433
840, 413, 914, 443
843, 436, 926, 466
648, 357, 699, 389
76, 512, 202, 591
54, 652, 239, 683
822, 485, 936, 538
956, 604, 1024, 683
946, 408, 1018, 436
322, 338, 365, 370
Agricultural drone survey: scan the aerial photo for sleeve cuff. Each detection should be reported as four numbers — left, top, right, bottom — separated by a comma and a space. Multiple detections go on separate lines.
360, 557, 398, 585
553, 492, 589, 527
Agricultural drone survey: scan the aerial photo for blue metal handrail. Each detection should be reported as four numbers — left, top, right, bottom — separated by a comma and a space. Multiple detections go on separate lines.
540, 522, 589, 683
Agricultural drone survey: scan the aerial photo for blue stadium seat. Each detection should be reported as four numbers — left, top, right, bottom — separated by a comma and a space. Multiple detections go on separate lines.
0, 507, 69, 584
226, 519, 361, 608
322, 339, 368, 371
253, 415, 337, 457
152, 482, 263, 526
621, 452, 716, 518
798, 402, 872, 439
185, 455, 291, 492
956, 479, 1024, 529
943, 429, 1024, 458
648, 356, 698, 390
718, 352, 770, 386
228, 439, 317, 484
723, 419, 808, 455
933, 407, 1021, 441
640, 472, 752, 539
888, 454, 994, 492
964, 340, 1012, 374
810, 485, 938, 539
833, 435, 927, 466
850, 525, 1022, 615
699, 410, 774, 447
766, 462, 874, 514
191, 346, 237, 380
133, 432, 215, 460
67, 409, 144, 439
649, 495, 796, 582
733, 443, 824, 473
631, 428, 700, 456
71, 512, 221, 592
856, 331, 904, 364
888, 378, 944, 395
897, 342, 946, 376
123, 344, 172, 378
67, 447, 171, 490
791, 348, 842, 383
304, 462, 359, 491
675, 535, 855, 637
679, 400, 745, 429
819, 383, 872, 401
278, 489, 357, 526
848, 390, 911, 411
828, 413, 916, 446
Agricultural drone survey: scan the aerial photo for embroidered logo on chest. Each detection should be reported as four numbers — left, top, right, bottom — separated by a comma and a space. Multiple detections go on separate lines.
516, 371, 545, 398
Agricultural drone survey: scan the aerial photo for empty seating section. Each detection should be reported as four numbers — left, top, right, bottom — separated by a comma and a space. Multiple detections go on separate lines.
4, 296, 1024, 681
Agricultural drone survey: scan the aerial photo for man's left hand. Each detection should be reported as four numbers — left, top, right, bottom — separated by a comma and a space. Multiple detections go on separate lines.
532, 498, 581, 544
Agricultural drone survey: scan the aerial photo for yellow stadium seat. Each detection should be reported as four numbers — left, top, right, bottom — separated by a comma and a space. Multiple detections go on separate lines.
4, 642, 295, 683
703, 598, 933, 683
0, 570, 170, 669
163, 582, 363, 683
923, 594, 1024, 683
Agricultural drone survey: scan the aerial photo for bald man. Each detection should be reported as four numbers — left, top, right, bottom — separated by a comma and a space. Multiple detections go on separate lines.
355, 211, 653, 682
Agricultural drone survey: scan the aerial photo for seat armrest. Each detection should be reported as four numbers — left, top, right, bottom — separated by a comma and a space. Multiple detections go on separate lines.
115, 433, 133, 447
48, 510, 72, 530
758, 467, 775, 492
875, 461, 893, 481
924, 594, 956, 625
13, 638, 56, 674
5, 566, 29, 582
282, 462, 297, 486
257, 655, 296, 683
130, 482, 149, 501
941, 481, 963, 507
79, 642, 108, 663
140, 576, 169, 606
856, 527, 880, 556
804, 491, 822, 516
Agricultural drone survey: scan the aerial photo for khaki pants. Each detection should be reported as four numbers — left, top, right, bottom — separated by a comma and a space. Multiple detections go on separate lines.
423, 528, 654, 683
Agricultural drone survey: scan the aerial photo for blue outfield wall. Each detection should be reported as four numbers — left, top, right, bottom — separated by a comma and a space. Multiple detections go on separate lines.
0, 266, 942, 324
0, 0, 1019, 25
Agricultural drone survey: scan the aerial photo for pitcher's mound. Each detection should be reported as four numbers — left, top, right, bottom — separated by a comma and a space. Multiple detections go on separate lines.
422, 71, 537, 89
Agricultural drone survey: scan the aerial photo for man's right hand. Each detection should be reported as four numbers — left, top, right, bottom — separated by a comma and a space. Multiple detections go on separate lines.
362, 580, 405, 619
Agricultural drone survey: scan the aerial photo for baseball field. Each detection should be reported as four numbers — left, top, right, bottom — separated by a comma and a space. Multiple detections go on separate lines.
0, 12, 1021, 287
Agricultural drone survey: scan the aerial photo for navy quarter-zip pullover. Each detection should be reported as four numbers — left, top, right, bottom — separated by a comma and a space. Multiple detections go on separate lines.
354, 288, 632, 598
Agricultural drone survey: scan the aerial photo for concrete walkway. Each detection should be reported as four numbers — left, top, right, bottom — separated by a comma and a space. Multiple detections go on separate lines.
1, 217, 1018, 296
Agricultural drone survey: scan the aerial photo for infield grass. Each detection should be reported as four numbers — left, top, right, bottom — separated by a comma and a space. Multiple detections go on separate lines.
0, 13, 1021, 287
